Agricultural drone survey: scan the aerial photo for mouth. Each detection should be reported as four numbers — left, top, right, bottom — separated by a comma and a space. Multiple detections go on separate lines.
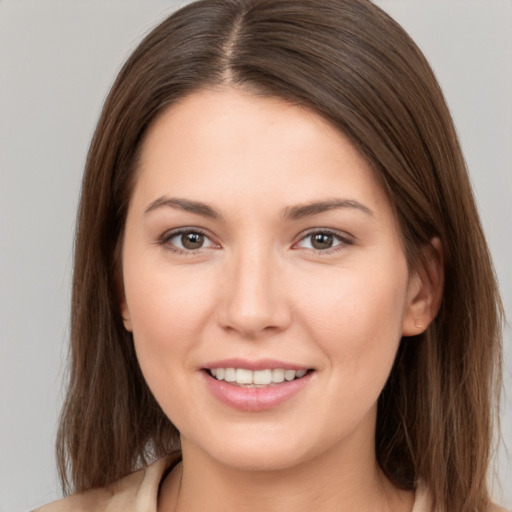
205, 367, 312, 388
201, 364, 315, 411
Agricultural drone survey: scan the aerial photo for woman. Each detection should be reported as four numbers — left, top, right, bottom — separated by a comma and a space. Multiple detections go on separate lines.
35, 0, 505, 511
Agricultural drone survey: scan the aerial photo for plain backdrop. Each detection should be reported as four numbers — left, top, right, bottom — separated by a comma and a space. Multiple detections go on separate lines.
0, 1, 511, 510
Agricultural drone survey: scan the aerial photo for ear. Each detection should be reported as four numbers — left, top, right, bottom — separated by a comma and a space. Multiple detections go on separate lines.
115, 266, 133, 332
120, 297, 133, 332
402, 237, 444, 336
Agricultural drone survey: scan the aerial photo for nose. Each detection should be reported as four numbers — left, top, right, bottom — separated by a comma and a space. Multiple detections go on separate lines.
217, 245, 292, 339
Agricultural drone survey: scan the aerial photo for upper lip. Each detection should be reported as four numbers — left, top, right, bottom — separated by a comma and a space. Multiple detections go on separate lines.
202, 358, 311, 371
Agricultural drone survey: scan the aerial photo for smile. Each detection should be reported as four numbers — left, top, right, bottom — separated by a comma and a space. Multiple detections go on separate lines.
202, 364, 314, 411
209, 368, 308, 387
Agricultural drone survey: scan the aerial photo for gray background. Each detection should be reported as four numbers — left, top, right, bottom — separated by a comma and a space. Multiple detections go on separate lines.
0, 1, 510, 510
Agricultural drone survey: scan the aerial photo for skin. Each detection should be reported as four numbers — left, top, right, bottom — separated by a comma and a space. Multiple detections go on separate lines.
120, 87, 442, 512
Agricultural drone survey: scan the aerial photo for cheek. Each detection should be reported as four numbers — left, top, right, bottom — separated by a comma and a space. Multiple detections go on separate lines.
295, 259, 408, 375
123, 263, 221, 428
296, 268, 408, 439
123, 261, 216, 370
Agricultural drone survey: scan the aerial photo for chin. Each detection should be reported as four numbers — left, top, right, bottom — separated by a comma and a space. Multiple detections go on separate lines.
181, 422, 341, 474
205, 442, 312, 473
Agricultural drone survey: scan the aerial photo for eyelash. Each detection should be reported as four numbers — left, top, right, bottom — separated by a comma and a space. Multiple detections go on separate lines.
293, 229, 353, 254
158, 228, 353, 255
158, 228, 218, 255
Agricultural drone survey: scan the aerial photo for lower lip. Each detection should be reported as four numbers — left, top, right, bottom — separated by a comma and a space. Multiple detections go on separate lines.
202, 371, 313, 412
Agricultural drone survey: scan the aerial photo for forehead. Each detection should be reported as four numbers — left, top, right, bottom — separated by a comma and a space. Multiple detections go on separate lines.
133, 87, 391, 219
141, 87, 344, 164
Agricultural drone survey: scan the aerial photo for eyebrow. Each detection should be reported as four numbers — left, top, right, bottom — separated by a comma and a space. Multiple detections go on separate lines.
144, 196, 373, 221
144, 196, 224, 220
282, 199, 374, 220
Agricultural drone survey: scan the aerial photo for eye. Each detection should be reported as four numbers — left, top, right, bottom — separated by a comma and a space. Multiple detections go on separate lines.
295, 230, 351, 251
161, 229, 217, 252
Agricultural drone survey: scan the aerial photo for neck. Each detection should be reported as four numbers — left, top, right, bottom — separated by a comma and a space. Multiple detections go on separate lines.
158, 434, 413, 512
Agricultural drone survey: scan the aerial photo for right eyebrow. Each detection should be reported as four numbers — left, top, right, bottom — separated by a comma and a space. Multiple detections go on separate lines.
282, 198, 374, 220
144, 196, 224, 221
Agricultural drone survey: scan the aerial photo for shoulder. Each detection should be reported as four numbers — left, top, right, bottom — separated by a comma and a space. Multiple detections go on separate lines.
413, 481, 510, 512
488, 504, 510, 512
33, 454, 179, 512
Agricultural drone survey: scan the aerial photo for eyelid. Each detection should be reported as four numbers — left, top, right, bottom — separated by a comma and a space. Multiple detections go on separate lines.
158, 227, 219, 253
157, 226, 353, 255
292, 228, 354, 252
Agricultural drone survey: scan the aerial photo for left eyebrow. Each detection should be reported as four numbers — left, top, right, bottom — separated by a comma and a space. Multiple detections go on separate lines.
282, 199, 374, 220
144, 196, 224, 221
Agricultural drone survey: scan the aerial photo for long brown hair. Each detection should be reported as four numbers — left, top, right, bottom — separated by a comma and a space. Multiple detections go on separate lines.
57, 1, 503, 510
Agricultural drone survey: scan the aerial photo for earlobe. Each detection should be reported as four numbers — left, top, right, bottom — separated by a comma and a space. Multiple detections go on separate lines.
115, 265, 133, 332
121, 302, 133, 332
402, 237, 444, 336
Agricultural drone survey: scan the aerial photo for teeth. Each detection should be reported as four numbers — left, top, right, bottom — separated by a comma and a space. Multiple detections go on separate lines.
224, 368, 236, 382
235, 368, 253, 384
253, 369, 272, 385
209, 367, 308, 386
284, 369, 296, 381
272, 368, 285, 383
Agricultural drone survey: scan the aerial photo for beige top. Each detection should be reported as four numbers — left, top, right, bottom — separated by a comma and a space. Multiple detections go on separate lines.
33, 457, 507, 512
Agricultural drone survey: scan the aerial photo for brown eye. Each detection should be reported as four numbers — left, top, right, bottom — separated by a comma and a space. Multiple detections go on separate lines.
181, 232, 205, 250
295, 230, 351, 252
311, 233, 334, 250
164, 230, 216, 252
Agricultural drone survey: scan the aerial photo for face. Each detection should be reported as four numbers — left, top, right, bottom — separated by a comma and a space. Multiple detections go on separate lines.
121, 87, 428, 472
